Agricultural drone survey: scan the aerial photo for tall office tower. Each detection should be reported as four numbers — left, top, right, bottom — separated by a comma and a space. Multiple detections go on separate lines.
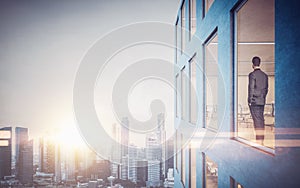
146, 133, 162, 187
164, 137, 174, 177
55, 144, 61, 182
157, 113, 166, 179
121, 117, 129, 158
75, 147, 97, 179
120, 155, 128, 180
15, 127, 28, 177
147, 160, 161, 187
128, 145, 138, 182
66, 153, 75, 180
111, 123, 121, 179
18, 139, 33, 185
0, 127, 12, 179
146, 133, 161, 161
120, 117, 129, 180
157, 113, 165, 144
136, 160, 148, 187
39, 138, 55, 174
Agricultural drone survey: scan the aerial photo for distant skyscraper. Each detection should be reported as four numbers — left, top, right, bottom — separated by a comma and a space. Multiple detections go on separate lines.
146, 133, 161, 161
136, 160, 148, 187
164, 137, 174, 178
15, 127, 28, 177
55, 144, 61, 182
147, 160, 161, 187
157, 113, 167, 179
111, 123, 121, 179
120, 117, 129, 180
146, 133, 162, 187
0, 127, 12, 179
121, 117, 129, 158
120, 155, 128, 180
39, 137, 55, 174
18, 139, 33, 185
128, 145, 137, 182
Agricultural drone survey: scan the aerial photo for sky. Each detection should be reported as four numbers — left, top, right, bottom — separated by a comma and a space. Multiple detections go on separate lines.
0, 0, 181, 150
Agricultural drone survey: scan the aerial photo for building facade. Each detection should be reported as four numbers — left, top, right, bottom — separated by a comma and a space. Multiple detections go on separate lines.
0, 127, 12, 179
39, 137, 55, 174
174, 0, 300, 187
18, 139, 33, 185
15, 127, 28, 178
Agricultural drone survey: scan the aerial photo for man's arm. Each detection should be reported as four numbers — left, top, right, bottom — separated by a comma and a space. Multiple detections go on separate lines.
248, 73, 255, 104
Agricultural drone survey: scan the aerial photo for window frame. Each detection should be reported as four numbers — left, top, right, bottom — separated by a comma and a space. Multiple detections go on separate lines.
203, 29, 218, 130
189, 54, 197, 125
189, 0, 197, 40
181, 66, 187, 120
176, 73, 180, 118
232, 0, 275, 153
181, 0, 186, 54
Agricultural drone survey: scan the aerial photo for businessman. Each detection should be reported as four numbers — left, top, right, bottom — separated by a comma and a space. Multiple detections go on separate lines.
248, 56, 268, 145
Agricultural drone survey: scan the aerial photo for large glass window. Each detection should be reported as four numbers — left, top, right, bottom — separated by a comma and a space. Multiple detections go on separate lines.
176, 18, 181, 63
189, 0, 197, 38
176, 130, 179, 171
189, 55, 197, 124
181, 147, 186, 187
204, 33, 218, 130
176, 74, 180, 117
181, 67, 187, 120
205, 155, 218, 188
235, 0, 275, 149
181, 1, 186, 53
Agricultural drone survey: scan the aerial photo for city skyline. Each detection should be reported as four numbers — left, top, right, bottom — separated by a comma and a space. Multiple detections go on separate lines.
0, 0, 180, 147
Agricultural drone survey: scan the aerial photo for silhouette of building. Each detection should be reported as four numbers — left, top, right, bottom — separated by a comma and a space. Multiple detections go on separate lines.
15, 127, 28, 178
39, 137, 55, 174
136, 160, 148, 187
128, 145, 137, 182
18, 139, 33, 185
164, 137, 174, 179
110, 123, 121, 179
120, 155, 128, 180
0, 127, 12, 179
120, 117, 129, 180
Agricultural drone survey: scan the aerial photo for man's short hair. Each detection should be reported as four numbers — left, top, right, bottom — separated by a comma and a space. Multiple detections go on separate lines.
252, 56, 261, 66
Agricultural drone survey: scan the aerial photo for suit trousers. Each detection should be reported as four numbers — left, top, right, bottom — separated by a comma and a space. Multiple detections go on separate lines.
249, 105, 265, 141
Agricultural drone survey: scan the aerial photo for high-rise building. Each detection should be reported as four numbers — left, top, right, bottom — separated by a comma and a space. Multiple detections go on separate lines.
146, 160, 161, 187
120, 155, 128, 180
55, 144, 61, 182
18, 139, 33, 185
146, 132, 162, 187
157, 113, 168, 180
121, 117, 129, 158
15, 127, 28, 178
146, 133, 161, 161
164, 137, 174, 178
136, 160, 148, 187
0, 127, 12, 179
110, 123, 121, 179
120, 117, 129, 180
128, 145, 137, 182
39, 137, 55, 174
173, 0, 300, 187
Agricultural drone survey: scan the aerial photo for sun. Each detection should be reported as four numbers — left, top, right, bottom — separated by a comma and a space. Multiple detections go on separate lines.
54, 124, 86, 149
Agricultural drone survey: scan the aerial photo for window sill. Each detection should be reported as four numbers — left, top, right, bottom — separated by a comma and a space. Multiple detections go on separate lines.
233, 137, 275, 156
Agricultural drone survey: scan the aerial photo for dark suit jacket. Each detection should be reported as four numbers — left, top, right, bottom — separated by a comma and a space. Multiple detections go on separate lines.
248, 68, 268, 105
